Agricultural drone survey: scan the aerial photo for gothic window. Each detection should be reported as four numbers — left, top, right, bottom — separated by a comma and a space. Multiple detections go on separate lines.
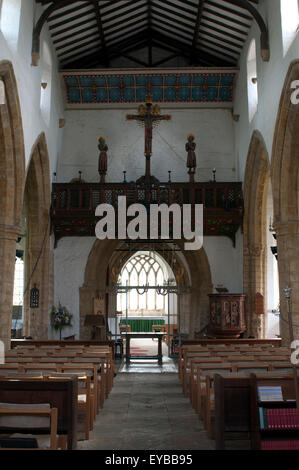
117, 253, 166, 314
247, 39, 258, 122
40, 41, 52, 126
13, 257, 24, 306
281, 0, 299, 55
0, 0, 22, 50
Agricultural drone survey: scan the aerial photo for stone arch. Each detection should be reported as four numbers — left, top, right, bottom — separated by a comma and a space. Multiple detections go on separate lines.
0, 61, 25, 349
271, 60, 299, 342
243, 130, 270, 338
22, 133, 52, 339
79, 239, 212, 339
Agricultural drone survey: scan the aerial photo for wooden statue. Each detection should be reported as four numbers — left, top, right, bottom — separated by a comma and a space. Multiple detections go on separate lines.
98, 136, 108, 183
185, 134, 197, 182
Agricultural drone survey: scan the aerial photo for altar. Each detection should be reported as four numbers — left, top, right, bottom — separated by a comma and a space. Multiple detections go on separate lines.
122, 332, 164, 366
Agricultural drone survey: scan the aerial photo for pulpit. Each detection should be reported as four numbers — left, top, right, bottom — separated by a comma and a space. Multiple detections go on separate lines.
208, 293, 246, 338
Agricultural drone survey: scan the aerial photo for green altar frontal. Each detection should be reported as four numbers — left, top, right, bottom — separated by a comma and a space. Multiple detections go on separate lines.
119, 318, 165, 332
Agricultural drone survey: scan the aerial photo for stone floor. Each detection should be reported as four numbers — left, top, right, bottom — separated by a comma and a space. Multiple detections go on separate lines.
77, 369, 216, 450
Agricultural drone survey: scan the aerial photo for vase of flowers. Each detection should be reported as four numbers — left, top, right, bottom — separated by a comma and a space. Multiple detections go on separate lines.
50, 303, 73, 340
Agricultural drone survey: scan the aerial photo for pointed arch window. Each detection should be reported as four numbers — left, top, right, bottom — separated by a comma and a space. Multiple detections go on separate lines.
281, 0, 299, 56
117, 254, 166, 314
40, 41, 52, 126
0, 0, 22, 50
247, 39, 258, 122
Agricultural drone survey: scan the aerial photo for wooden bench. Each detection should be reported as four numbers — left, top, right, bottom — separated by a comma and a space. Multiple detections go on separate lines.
0, 405, 60, 450
0, 377, 78, 450
214, 373, 299, 449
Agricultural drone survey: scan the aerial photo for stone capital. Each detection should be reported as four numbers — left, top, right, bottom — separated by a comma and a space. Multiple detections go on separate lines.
274, 220, 299, 236
244, 244, 264, 257
0, 223, 21, 241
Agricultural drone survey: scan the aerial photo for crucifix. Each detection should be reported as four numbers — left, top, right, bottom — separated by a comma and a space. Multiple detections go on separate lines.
126, 94, 171, 184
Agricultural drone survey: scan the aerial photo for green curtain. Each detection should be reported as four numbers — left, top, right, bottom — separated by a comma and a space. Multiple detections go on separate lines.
119, 319, 165, 332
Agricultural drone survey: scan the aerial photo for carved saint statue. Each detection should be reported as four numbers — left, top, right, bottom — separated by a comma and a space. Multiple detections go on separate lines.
185, 134, 197, 177
98, 136, 108, 183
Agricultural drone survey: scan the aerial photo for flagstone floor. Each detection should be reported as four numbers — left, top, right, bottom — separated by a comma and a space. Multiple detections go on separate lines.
77, 370, 216, 450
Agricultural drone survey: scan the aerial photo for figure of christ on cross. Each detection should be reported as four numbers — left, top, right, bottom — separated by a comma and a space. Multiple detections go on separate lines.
126, 95, 171, 183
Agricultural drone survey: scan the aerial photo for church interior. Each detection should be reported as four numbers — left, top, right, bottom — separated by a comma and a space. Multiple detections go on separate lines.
0, 0, 299, 452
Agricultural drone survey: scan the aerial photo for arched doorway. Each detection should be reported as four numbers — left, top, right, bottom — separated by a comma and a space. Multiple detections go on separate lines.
271, 61, 299, 343
22, 133, 52, 339
115, 250, 177, 356
243, 131, 279, 338
0, 61, 25, 349
80, 239, 212, 342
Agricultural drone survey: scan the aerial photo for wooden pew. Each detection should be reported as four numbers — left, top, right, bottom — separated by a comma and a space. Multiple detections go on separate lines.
0, 377, 78, 450
10, 340, 115, 357
214, 373, 299, 450
0, 406, 60, 450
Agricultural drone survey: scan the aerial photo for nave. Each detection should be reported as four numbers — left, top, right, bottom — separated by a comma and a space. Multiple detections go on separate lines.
77, 371, 215, 451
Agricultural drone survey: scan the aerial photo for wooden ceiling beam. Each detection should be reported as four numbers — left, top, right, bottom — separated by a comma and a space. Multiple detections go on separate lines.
48, 6, 95, 31
46, 2, 89, 23
222, 0, 269, 60
151, 39, 212, 67
60, 29, 150, 66
32, 0, 90, 65
53, 24, 98, 45
102, 9, 146, 30
200, 19, 246, 43
205, 0, 251, 21
152, 16, 193, 38
200, 27, 244, 50
151, 25, 191, 45
106, 24, 148, 46
201, 12, 249, 35
199, 36, 239, 58
154, 0, 197, 17
151, 30, 236, 66
56, 30, 99, 52
61, 35, 149, 69
191, 0, 204, 65
100, 0, 144, 18
152, 2, 197, 25
203, 5, 251, 29
150, 8, 193, 31
93, 0, 109, 67
105, 15, 147, 39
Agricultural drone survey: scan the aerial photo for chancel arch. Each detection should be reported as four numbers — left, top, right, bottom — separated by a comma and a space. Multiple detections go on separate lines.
0, 60, 25, 349
80, 239, 212, 341
271, 60, 299, 343
22, 133, 52, 339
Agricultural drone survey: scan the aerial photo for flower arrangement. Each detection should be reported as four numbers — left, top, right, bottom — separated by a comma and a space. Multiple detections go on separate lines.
50, 303, 72, 339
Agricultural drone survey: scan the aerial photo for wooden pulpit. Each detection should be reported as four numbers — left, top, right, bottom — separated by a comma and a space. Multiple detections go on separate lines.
208, 293, 246, 338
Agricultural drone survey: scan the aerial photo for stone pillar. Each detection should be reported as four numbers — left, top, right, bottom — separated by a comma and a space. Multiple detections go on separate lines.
0, 225, 19, 350
275, 221, 299, 345
243, 244, 266, 338
23, 242, 51, 340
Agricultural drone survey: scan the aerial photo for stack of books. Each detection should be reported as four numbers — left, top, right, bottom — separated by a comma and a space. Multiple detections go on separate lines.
259, 407, 299, 429
258, 386, 283, 402
261, 440, 299, 450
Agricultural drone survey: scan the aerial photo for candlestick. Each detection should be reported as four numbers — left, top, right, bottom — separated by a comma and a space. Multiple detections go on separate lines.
212, 168, 216, 182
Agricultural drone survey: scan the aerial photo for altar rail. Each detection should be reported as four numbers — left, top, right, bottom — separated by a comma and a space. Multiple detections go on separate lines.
51, 182, 243, 247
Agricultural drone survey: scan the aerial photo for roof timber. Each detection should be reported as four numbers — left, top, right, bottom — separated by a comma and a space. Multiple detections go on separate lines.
33, 0, 268, 68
